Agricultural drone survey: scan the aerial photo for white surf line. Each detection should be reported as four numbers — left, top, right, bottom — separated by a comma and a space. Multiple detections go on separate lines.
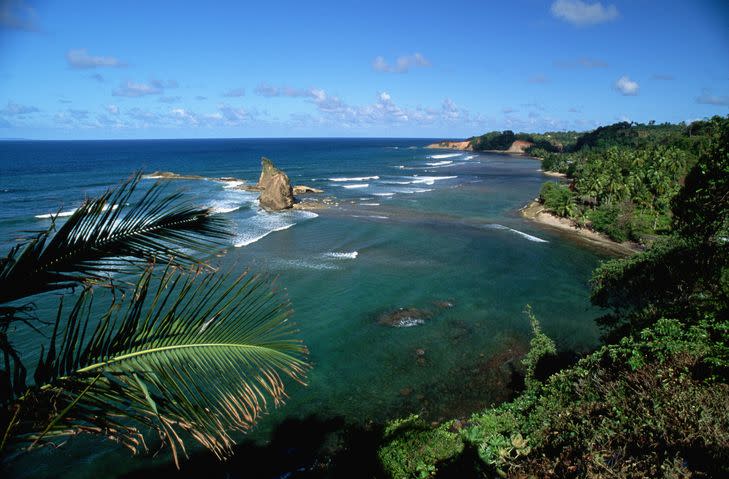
329, 176, 380, 182
485, 224, 548, 243
35, 203, 119, 219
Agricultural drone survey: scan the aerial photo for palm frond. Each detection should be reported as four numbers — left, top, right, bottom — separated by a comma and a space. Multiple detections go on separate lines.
6, 264, 308, 465
0, 173, 232, 306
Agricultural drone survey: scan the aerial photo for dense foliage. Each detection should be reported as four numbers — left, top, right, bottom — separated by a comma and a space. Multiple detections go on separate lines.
375, 117, 729, 478
469, 130, 578, 153
591, 118, 729, 342
532, 118, 727, 242
379, 318, 728, 478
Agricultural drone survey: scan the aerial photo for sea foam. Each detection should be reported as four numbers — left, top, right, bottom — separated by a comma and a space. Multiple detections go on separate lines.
428, 153, 463, 159
35, 203, 119, 219
410, 176, 457, 186
329, 176, 379, 182
485, 224, 548, 243
324, 251, 359, 259
426, 160, 454, 166
342, 183, 369, 189
221, 180, 246, 189
234, 210, 318, 247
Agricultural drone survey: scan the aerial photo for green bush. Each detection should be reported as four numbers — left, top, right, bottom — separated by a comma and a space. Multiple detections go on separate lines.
540, 152, 571, 173
378, 415, 464, 478
539, 182, 576, 218
585, 202, 630, 242
522, 305, 557, 391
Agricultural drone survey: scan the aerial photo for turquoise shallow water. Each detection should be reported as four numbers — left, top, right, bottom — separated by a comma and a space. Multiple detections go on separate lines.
0, 139, 609, 477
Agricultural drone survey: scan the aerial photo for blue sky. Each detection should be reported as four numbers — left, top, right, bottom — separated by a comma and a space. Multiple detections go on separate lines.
0, 0, 727, 139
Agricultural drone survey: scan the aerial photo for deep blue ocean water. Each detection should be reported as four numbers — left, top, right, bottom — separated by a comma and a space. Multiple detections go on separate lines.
0, 139, 609, 478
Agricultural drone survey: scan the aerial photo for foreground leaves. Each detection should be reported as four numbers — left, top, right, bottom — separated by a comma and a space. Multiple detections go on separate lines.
4, 264, 309, 466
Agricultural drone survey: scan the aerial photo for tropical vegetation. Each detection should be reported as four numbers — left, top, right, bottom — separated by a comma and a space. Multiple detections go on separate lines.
375, 117, 728, 477
532, 118, 724, 243
0, 175, 308, 467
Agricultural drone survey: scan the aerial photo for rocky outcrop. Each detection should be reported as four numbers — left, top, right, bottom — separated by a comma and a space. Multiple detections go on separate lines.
293, 185, 324, 195
144, 171, 207, 180
257, 157, 295, 210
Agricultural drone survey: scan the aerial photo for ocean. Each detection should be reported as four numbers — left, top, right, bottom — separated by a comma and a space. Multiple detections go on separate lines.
0, 138, 608, 477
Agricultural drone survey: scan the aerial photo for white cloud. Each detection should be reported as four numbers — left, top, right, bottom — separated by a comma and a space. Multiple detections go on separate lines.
66, 49, 125, 69
372, 53, 431, 73
112, 80, 163, 97
127, 108, 160, 123
54, 109, 92, 126
1, 101, 39, 115
218, 105, 249, 123
222, 87, 245, 97
695, 89, 729, 106
297, 89, 473, 127
551, 0, 619, 26
615, 76, 639, 96
105, 104, 119, 115
169, 108, 199, 126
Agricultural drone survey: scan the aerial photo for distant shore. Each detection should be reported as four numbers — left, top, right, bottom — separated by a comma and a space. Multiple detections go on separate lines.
425, 140, 472, 150
426, 139, 535, 156
520, 200, 642, 256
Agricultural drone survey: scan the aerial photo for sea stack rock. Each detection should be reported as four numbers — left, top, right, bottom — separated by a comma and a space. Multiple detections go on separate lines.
257, 157, 294, 210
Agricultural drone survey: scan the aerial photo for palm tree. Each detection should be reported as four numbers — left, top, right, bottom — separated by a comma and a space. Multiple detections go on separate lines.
0, 174, 308, 467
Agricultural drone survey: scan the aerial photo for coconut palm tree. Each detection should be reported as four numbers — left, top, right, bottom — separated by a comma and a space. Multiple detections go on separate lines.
0, 174, 308, 467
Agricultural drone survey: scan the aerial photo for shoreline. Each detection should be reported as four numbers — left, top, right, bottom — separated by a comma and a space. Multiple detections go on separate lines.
425, 140, 471, 150
520, 200, 642, 256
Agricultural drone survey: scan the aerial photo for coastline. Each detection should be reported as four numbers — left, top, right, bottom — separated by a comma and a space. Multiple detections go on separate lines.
520, 200, 642, 256
541, 170, 567, 178
425, 140, 471, 150
425, 140, 540, 158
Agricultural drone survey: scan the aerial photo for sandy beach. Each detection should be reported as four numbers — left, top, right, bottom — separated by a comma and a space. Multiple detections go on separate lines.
520, 200, 642, 256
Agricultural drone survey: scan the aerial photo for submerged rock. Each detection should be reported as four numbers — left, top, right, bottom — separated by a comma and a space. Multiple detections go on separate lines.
433, 300, 455, 310
378, 307, 432, 327
415, 348, 427, 366
257, 157, 295, 211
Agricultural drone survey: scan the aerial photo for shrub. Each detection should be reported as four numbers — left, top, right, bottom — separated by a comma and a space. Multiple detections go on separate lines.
539, 182, 577, 218
378, 415, 464, 478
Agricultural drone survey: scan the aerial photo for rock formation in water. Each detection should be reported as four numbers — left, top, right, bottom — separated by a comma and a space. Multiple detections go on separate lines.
257, 157, 295, 210
293, 185, 324, 195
